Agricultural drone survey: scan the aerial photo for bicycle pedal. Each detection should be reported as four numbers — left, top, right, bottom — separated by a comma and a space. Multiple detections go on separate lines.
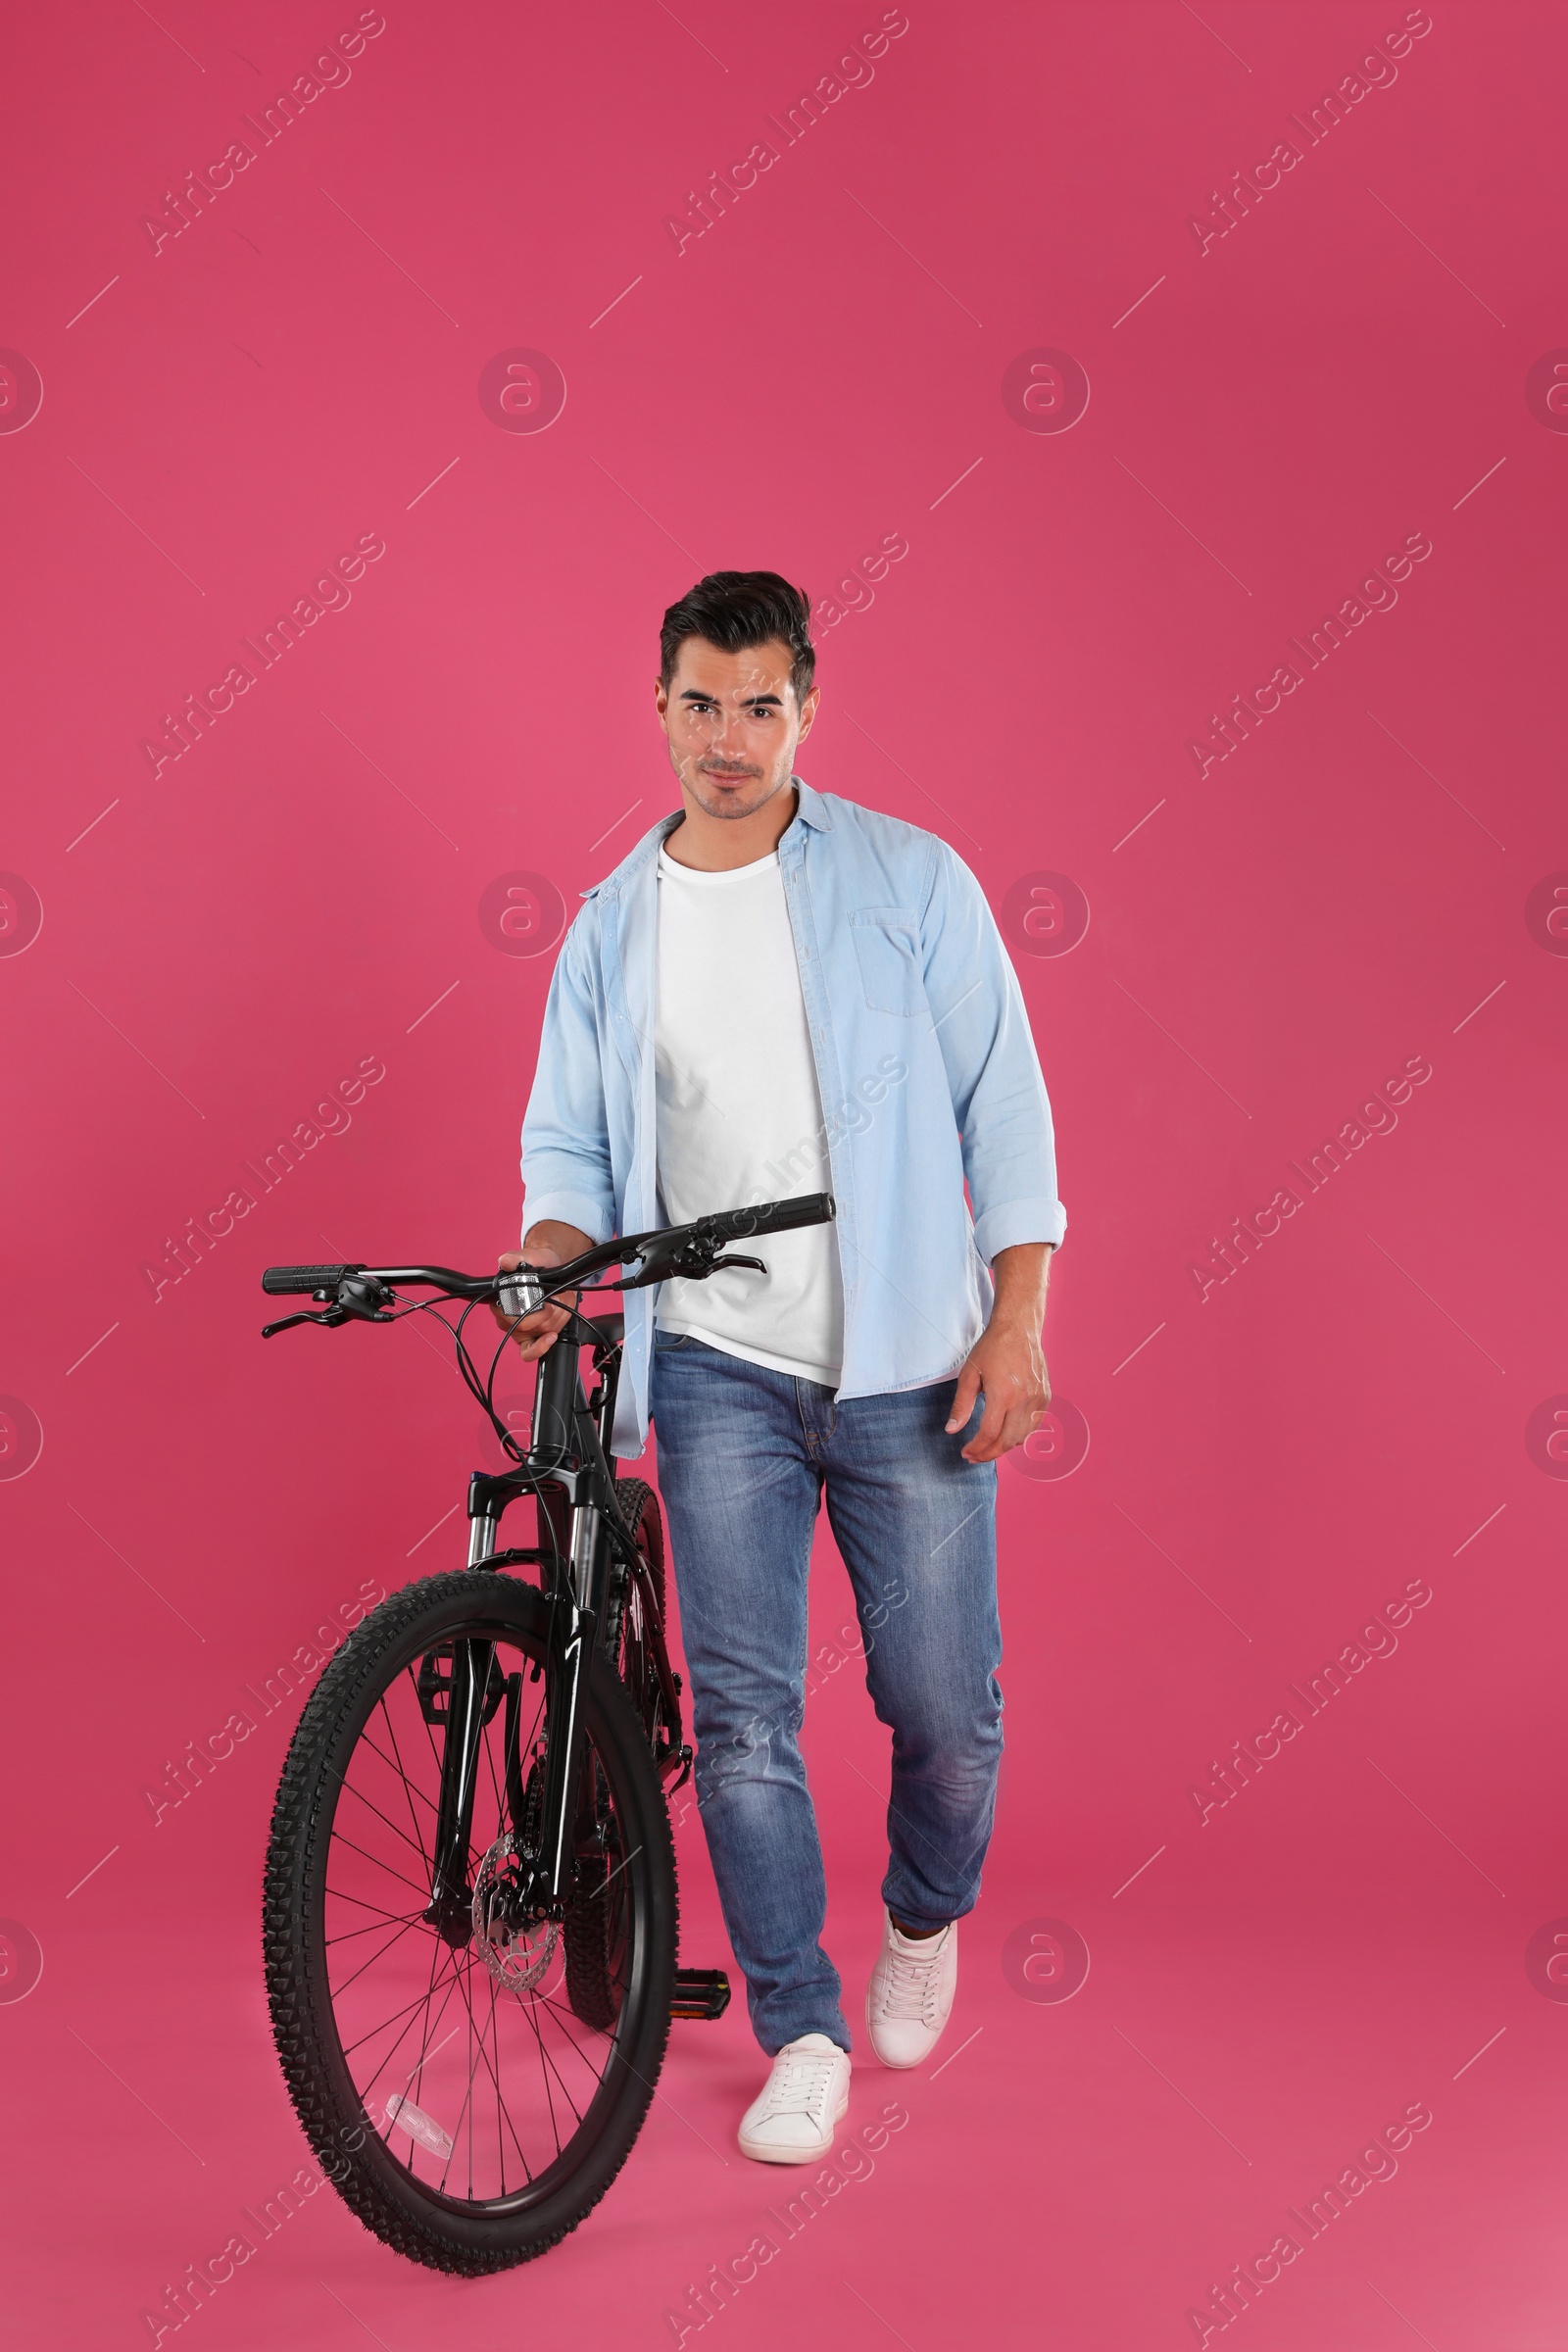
671, 1968, 731, 2021
416, 1648, 508, 1727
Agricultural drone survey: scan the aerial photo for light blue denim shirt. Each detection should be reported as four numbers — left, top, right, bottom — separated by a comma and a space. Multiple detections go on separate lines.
520, 778, 1066, 1455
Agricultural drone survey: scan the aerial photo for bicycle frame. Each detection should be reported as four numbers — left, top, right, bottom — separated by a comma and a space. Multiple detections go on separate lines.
424, 1309, 684, 1936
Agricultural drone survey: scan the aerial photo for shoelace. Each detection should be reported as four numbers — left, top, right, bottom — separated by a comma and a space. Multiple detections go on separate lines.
880, 1934, 948, 2024
763, 2046, 842, 2118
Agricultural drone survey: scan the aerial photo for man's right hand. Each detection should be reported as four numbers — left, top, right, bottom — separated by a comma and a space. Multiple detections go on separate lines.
491, 1222, 594, 1362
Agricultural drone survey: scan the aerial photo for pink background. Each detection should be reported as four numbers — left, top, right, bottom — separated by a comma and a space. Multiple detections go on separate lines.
2, 2, 1564, 2343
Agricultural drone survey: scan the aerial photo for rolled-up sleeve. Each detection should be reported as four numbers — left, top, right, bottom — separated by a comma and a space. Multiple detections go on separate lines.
518, 916, 617, 1246
920, 841, 1067, 1262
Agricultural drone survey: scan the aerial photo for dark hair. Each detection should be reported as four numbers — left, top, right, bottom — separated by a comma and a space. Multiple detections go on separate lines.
659, 570, 816, 706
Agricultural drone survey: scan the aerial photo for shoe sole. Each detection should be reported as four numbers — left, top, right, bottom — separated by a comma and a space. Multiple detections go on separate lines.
737, 2090, 850, 2165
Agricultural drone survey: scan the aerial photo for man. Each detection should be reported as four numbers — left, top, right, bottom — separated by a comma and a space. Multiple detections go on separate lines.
500, 571, 1065, 2163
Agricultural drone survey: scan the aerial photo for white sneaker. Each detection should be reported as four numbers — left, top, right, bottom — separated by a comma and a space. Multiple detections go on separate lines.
737, 2033, 851, 2164
865, 1908, 958, 2067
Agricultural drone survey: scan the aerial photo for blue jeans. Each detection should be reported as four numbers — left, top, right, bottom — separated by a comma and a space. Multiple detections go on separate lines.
649, 1330, 1004, 2055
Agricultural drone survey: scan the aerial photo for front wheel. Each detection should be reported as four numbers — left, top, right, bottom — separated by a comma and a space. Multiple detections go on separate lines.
263, 1571, 677, 2274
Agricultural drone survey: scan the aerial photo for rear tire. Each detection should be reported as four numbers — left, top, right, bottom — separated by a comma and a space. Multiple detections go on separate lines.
263, 1571, 676, 2274
604, 1477, 667, 1751
603, 1479, 665, 1661
562, 1839, 624, 2034
563, 1480, 669, 2030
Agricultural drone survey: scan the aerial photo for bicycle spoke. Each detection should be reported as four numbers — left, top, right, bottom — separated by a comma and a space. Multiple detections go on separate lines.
491, 1973, 506, 2196
534, 1984, 615, 2064
327, 1828, 432, 1902
404, 1940, 454, 2103
483, 1981, 539, 2192
518, 1984, 598, 2130
330, 1913, 424, 1999
332, 1771, 438, 1866
402, 2019, 461, 2088
326, 1907, 425, 1947
360, 1936, 462, 2109
468, 1960, 546, 2182
342, 1955, 466, 2061
325, 1886, 424, 1927
370, 1698, 440, 1841
436, 1954, 488, 2197
514, 1977, 569, 2158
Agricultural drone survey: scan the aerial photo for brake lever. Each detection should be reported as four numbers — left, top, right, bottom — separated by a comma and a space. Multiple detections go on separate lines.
620, 1245, 769, 1292
262, 1275, 394, 1340
262, 1306, 347, 1339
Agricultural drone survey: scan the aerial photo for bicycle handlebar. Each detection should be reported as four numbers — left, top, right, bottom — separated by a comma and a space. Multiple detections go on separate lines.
259, 1193, 837, 1306
261, 1261, 490, 1298
694, 1194, 836, 1243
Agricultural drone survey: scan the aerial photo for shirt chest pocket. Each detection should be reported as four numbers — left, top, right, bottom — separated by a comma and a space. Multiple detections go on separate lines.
849, 907, 924, 1016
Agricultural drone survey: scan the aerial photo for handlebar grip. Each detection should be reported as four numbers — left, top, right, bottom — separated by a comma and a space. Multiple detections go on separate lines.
705, 1194, 836, 1243
262, 1263, 356, 1296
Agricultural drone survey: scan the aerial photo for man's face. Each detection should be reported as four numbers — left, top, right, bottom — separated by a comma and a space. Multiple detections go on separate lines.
656, 636, 818, 821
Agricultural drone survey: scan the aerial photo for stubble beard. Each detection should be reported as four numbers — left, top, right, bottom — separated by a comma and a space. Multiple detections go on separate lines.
680, 755, 793, 823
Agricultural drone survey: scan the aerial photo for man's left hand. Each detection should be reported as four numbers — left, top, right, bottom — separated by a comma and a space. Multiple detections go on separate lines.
945, 1242, 1054, 1463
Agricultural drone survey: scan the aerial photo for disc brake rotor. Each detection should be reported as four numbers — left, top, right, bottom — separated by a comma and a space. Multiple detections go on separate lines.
471, 1833, 559, 1993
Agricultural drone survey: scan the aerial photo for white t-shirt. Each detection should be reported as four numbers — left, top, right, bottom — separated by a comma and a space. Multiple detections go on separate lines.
653, 843, 845, 1387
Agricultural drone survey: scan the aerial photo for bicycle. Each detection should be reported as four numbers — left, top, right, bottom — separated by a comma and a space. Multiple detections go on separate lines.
257, 1191, 834, 2273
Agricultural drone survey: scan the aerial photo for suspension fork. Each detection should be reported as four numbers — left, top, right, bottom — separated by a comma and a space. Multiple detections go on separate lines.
425, 1345, 575, 1935
425, 1638, 495, 1940
532, 1359, 613, 1904
533, 1582, 597, 1909
431, 1322, 626, 1929
515, 1324, 616, 1911
423, 1592, 590, 1934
